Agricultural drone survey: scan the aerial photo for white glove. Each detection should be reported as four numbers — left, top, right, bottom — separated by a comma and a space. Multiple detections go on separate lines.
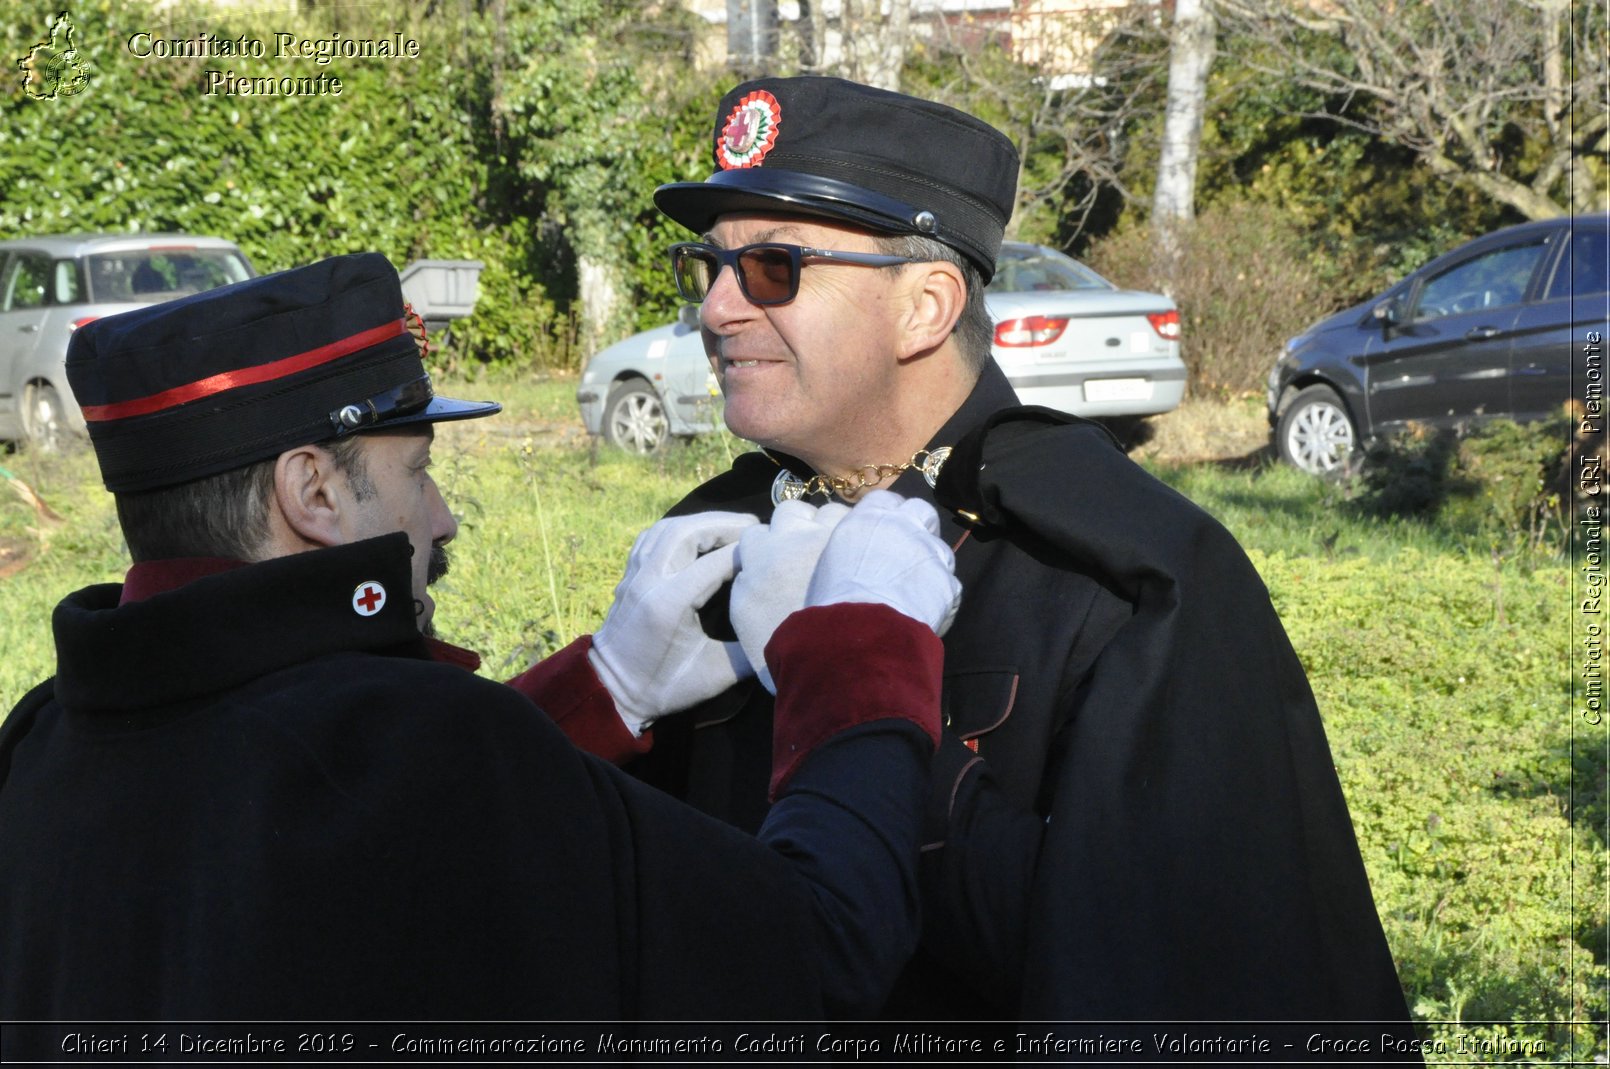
805, 490, 961, 635
589, 511, 758, 735
729, 500, 852, 694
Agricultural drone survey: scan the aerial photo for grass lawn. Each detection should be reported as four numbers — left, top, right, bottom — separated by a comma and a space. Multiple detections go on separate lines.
0, 376, 1602, 1057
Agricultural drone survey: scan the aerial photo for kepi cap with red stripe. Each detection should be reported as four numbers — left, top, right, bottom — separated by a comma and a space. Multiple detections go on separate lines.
67, 252, 499, 493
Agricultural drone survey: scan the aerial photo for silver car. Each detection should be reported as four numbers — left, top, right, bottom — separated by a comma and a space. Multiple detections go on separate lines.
578, 241, 1186, 453
0, 234, 256, 449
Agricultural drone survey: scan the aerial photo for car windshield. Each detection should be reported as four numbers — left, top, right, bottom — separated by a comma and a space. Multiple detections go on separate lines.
86, 249, 252, 302
988, 249, 1111, 294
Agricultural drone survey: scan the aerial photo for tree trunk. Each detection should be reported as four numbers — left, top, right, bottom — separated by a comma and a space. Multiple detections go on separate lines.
841, 0, 908, 91
577, 253, 622, 355
727, 0, 779, 78
797, 0, 819, 70
1152, 0, 1216, 291
867, 0, 910, 91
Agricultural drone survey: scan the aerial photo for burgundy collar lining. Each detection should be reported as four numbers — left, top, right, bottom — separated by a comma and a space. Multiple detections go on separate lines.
120, 558, 248, 605
118, 555, 482, 671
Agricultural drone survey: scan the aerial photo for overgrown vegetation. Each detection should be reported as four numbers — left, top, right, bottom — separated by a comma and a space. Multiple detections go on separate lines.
1345, 419, 1573, 555
1084, 201, 1329, 396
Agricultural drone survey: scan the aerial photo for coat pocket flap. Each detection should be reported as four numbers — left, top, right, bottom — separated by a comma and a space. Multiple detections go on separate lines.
940, 667, 1019, 740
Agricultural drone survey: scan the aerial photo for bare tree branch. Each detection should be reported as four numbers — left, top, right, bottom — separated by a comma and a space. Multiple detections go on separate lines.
920, 3, 1168, 239
1220, 0, 1608, 219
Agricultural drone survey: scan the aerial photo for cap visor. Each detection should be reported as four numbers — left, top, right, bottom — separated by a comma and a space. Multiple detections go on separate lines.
656, 172, 918, 238
384, 395, 502, 429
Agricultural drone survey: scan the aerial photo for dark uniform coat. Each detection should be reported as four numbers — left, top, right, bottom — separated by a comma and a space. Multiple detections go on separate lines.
638, 362, 1416, 1025
0, 533, 938, 1036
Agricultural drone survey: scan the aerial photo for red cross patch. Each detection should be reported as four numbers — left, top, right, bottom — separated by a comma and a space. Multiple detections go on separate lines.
717, 90, 781, 170
352, 581, 387, 617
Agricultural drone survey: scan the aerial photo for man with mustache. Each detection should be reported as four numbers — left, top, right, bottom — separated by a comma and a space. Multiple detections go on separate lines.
0, 252, 959, 1033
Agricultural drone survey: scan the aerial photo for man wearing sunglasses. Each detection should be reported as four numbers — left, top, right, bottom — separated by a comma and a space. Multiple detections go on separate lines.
0, 252, 963, 1035
620, 76, 1417, 1029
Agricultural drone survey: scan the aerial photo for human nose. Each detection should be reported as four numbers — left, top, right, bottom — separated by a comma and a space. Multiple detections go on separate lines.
428, 477, 458, 545
699, 257, 758, 331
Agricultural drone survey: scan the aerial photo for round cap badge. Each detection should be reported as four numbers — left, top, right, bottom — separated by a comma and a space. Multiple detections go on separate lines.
352, 581, 387, 617
718, 90, 781, 170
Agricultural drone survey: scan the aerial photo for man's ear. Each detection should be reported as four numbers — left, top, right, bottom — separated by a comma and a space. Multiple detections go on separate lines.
895, 260, 968, 361
272, 444, 345, 549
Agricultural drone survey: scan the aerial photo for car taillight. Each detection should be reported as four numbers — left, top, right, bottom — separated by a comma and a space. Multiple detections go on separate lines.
69, 316, 99, 331
994, 315, 1069, 347
1147, 310, 1181, 340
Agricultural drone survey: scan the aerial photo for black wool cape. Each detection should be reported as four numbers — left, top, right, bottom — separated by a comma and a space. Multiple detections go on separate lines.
0, 534, 935, 1034
639, 365, 1416, 1028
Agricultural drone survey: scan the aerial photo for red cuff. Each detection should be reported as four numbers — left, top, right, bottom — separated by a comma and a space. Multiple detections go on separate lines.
506, 635, 652, 765
766, 603, 943, 799
425, 636, 483, 673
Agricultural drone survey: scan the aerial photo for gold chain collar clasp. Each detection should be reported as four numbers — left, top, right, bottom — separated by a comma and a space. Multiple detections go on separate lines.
771, 446, 952, 506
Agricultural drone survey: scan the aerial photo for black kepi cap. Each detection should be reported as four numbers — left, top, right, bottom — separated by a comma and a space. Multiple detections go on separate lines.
66, 252, 499, 493
654, 76, 1020, 281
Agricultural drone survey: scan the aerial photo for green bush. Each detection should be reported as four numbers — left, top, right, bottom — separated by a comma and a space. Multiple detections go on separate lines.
0, 0, 722, 374
1347, 418, 1571, 553
1084, 200, 1330, 397
1350, 426, 1461, 521
0, 3, 496, 267
445, 229, 581, 375
489, 2, 727, 346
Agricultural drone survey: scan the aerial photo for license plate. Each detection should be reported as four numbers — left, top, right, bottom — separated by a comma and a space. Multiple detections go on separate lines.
1083, 378, 1151, 402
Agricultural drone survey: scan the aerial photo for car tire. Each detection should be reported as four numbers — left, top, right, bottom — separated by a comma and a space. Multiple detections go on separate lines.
602, 379, 670, 455
1276, 384, 1356, 475
21, 383, 69, 453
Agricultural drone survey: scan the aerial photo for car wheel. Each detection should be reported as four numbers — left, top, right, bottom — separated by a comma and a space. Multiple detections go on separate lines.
602, 380, 670, 455
21, 383, 69, 453
1277, 385, 1356, 475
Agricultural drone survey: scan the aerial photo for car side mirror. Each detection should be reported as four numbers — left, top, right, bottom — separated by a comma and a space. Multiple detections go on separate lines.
677, 304, 701, 329
1371, 298, 1400, 328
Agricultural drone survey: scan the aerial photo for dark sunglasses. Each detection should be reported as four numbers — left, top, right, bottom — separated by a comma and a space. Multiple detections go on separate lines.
669, 242, 923, 306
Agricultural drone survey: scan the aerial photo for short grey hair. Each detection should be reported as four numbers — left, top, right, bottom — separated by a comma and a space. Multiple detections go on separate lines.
874, 233, 994, 377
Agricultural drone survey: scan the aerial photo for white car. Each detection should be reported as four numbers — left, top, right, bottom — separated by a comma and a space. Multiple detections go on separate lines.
578, 241, 1186, 453
0, 234, 256, 449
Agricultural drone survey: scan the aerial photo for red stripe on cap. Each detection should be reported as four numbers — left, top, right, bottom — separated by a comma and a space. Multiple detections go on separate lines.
81, 319, 407, 422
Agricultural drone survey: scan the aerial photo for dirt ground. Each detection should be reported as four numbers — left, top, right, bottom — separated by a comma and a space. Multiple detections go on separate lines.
442, 394, 1276, 467
1108, 396, 1274, 466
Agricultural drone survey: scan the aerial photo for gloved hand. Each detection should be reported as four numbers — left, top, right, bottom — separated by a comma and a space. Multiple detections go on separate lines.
729, 500, 851, 694
804, 490, 961, 635
589, 511, 758, 735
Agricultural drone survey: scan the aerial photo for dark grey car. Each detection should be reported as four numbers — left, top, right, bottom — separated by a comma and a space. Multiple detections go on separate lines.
1267, 215, 1609, 473
0, 235, 255, 449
